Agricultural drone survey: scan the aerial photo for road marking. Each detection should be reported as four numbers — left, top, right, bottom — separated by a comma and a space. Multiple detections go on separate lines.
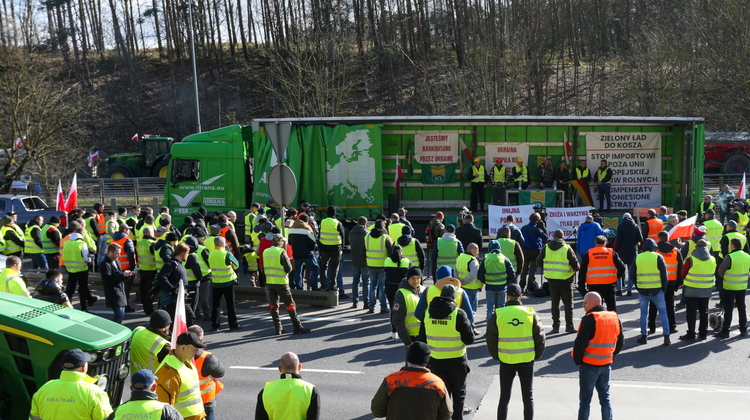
612, 383, 750, 394
236, 314, 362, 323
230, 366, 363, 374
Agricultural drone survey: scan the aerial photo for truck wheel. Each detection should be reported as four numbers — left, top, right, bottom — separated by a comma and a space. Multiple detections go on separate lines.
152, 160, 169, 178
104, 165, 133, 179
722, 152, 750, 174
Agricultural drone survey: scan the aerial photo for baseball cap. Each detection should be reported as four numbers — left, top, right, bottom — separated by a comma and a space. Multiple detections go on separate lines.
62, 349, 91, 369
131, 369, 158, 389
517, 157, 524, 162
473, 157, 480, 163
507, 283, 523, 298
176, 331, 206, 348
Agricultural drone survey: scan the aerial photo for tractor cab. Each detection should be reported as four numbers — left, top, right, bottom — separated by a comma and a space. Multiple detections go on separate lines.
102, 134, 175, 178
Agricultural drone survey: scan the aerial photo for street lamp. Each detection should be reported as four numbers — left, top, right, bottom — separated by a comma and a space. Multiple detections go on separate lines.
187, 1, 201, 133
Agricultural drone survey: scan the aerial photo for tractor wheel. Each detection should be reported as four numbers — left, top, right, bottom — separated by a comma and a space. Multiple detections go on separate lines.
103, 165, 133, 179
152, 160, 169, 178
722, 152, 750, 174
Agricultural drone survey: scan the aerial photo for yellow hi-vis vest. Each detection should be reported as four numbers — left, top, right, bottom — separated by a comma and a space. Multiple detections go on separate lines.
185, 248, 211, 283
401, 238, 419, 263
388, 222, 405, 241
426, 285, 463, 309
703, 219, 723, 252
513, 165, 528, 182
262, 377, 315, 420
319, 217, 342, 245
1, 267, 28, 297
436, 238, 458, 270
722, 231, 747, 258
635, 252, 661, 289
723, 250, 750, 291
130, 326, 170, 374
686, 239, 712, 258
365, 234, 388, 268
575, 167, 590, 180
425, 308, 465, 359
542, 244, 575, 280
0, 225, 22, 255
498, 238, 518, 271
263, 246, 288, 285
492, 165, 506, 183
495, 305, 535, 364
736, 211, 749, 232
684, 255, 717, 289
112, 399, 166, 420
41, 224, 59, 254
209, 248, 237, 285
106, 218, 119, 242
24, 224, 42, 254
136, 238, 157, 271
62, 239, 88, 273
483, 253, 508, 287
398, 288, 421, 336
597, 167, 611, 184
472, 165, 486, 183
457, 253, 480, 289
156, 354, 204, 419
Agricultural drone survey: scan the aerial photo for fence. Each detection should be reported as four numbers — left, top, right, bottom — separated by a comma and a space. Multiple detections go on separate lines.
39, 178, 166, 209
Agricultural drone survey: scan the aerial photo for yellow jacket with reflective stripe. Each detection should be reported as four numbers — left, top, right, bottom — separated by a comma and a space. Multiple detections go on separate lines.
401, 238, 419, 263
41, 224, 59, 254
426, 284, 463, 309
471, 165, 486, 183
62, 239, 88, 273
398, 288, 421, 336
365, 233, 388, 268
0, 267, 28, 297
723, 250, 750, 291
483, 253, 508, 286
513, 165, 528, 182
684, 255, 716, 289
425, 308, 466, 359
436, 237, 459, 269
703, 219, 723, 252
635, 252, 661, 289
137, 238, 157, 271
498, 238, 518, 271
388, 222, 405, 241
263, 246, 288, 285
24, 224, 42, 254
319, 217, 342, 245
495, 305, 535, 364
130, 326, 170, 374
542, 244, 575, 280
457, 253, 480, 289
209, 248, 237, 285
262, 377, 315, 420
0, 225, 22, 254
29, 370, 113, 420
492, 165, 506, 183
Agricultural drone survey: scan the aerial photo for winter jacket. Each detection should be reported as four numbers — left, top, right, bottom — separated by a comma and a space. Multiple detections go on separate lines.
680, 245, 715, 298
288, 220, 317, 259
614, 216, 642, 264
486, 300, 545, 361
572, 305, 624, 366
348, 224, 369, 268
427, 219, 447, 245
521, 221, 547, 250
371, 366, 452, 420
100, 256, 127, 308
391, 278, 422, 345
455, 223, 483, 251
33, 278, 72, 307
537, 238, 580, 280
578, 246, 626, 287
155, 258, 188, 306
576, 221, 610, 256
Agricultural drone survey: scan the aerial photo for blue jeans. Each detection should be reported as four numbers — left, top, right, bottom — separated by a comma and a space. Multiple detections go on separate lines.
463, 287, 479, 329
31, 253, 49, 269
368, 268, 387, 311
639, 291, 669, 335
205, 407, 214, 420
352, 266, 370, 304
337, 260, 345, 295
486, 288, 507, 320
112, 306, 125, 324
618, 261, 635, 292
294, 256, 319, 291
578, 363, 612, 420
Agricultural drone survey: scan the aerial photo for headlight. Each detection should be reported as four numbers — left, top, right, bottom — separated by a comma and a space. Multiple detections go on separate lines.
118, 364, 129, 379
96, 374, 108, 390
89, 352, 99, 363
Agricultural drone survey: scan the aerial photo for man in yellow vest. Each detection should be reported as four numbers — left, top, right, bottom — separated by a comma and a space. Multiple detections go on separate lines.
263, 234, 310, 334
486, 283, 545, 420
593, 159, 612, 212
430, 224, 464, 277
29, 349, 113, 420
185, 236, 212, 321
649, 231, 683, 336
130, 310, 172, 375
415, 265, 475, 329
715, 237, 750, 338
702, 208, 723, 257
362, 220, 395, 314
387, 213, 406, 241
155, 331, 206, 420
572, 292, 623, 420
457, 243, 481, 335
137, 226, 159, 316
469, 157, 487, 213
479, 240, 516, 320
633, 239, 671, 345
208, 236, 240, 331
419, 284, 475, 420
111, 369, 182, 420
188, 325, 225, 419
26, 214, 47, 269
512, 157, 529, 190
1, 213, 24, 257
0, 255, 29, 297
42, 215, 62, 268
573, 160, 592, 206
63, 224, 98, 311
699, 195, 715, 218
391, 267, 423, 356
491, 158, 508, 206
255, 352, 320, 420
244, 203, 260, 244
537, 230, 579, 333
720, 220, 748, 259
679, 239, 716, 341
318, 206, 346, 294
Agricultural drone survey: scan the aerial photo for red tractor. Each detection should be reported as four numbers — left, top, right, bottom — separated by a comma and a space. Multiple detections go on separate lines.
705, 132, 750, 173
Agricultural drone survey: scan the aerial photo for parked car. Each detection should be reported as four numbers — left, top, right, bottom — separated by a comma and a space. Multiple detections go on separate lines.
0, 195, 67, 226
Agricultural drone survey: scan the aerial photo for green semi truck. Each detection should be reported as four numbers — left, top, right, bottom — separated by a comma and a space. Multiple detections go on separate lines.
163, 116, 706, 224
0, 293, 132, 419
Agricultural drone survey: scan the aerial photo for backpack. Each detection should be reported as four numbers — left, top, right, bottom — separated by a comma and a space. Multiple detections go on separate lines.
425, 222, 437, 246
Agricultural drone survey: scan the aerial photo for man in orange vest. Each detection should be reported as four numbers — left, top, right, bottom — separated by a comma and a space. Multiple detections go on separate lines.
641, 209, 664, 242
188, 325, 225, 420
578, 235, 625, 311
573, 292, 623, 420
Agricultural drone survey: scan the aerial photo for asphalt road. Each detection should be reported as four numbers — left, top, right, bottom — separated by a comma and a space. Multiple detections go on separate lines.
87, 256, 750, 420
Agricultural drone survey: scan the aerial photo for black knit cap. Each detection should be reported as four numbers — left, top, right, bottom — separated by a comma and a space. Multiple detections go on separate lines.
406, 342, 431, 366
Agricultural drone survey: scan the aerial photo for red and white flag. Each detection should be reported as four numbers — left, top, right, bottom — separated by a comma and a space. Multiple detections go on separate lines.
65, 173, 78, 212
56, 180, 65, 211
564, 133, 572, 166
170, 282, 188, 348
739, 172, 746, 200
668, 215, 697, 241
131, 133, 139, 141
394, 155, 403, 195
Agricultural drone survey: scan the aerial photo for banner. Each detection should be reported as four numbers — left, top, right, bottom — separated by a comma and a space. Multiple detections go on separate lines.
484, 143, 529, 169
586, 132, 662, 208
414, 133, 459, 164
518, 190, 557, 207
487, 205, 536, 237
544, 206, 592, 240
422, 163, 457, 184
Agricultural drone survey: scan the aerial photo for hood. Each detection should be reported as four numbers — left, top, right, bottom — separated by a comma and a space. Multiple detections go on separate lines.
369, 228, 385, 239
441, 232, 456, 241
547, 238, 566, 251
642, 238, 657, 252
397, 235, 414, 247
154, 239, 169, 249
692, 245, 712, 261
578, 221, 596, 232
488, 240, 500, 252
427, 296, 458, 319
291, 220, 313, 232
690, 234, 706, 242
69, 232, 83, 241
657, 241, 676, 253
184, 236, 199, 253
619, 217, 637, 228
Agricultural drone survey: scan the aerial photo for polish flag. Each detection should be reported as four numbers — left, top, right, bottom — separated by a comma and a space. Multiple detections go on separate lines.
56, 180, 65, 211
170, 282, 188, 348
739, 172, 746, 200
394, 155, 403, 195
131, 133, 139, 141
564, 133, 572, 166
65, 173, 78, 212
668, 215, 697, 241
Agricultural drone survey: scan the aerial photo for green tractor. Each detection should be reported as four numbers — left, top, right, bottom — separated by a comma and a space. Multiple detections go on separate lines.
102, 135, 175, 178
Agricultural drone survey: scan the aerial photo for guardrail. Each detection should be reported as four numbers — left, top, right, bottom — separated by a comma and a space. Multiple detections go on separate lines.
38, 178, 166, 208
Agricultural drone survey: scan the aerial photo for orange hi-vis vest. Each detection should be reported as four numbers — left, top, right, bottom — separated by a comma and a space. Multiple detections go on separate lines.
95, 214, 107, 235
646, 218, 663, 240
575, 311, 620, 366
59, 234, 71, 266
657, 248, 679, 281
219, 226, 234, 254
112, 237, 135, 270
195, 350, 224, 404
585, 246, 618, 285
